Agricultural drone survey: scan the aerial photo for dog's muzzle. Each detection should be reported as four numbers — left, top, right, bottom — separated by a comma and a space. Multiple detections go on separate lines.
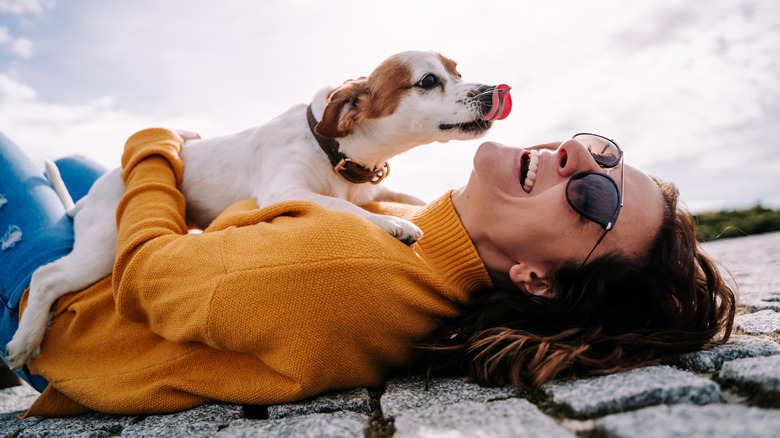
438, 84, 512, 132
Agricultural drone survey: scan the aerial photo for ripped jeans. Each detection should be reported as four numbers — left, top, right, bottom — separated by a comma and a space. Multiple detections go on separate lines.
0, 132, 106, 391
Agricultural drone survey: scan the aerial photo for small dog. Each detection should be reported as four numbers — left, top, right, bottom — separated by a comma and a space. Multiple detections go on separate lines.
5, 50, 512, 369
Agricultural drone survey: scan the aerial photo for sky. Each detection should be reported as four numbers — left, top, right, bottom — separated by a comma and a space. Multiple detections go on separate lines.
0, 0, 778, 213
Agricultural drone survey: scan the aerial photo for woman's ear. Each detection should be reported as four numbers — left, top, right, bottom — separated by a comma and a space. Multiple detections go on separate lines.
316, 78, 369, 138
508, 262, 551, 297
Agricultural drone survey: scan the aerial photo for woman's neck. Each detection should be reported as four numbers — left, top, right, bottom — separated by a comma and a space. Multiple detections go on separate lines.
450, 188, 515, 287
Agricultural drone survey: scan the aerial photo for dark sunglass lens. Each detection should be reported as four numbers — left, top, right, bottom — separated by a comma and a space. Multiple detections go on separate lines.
592, 144, 621, 167
567, 174, 620, 227
575, 134, 621, 167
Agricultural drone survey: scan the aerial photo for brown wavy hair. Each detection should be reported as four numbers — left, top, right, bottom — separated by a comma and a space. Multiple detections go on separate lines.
417, 178, 736, 388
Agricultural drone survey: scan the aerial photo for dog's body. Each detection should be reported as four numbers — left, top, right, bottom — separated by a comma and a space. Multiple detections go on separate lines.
5, 51, 511, 369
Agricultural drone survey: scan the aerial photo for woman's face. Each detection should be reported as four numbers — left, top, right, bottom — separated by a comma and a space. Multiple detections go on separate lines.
451, 138, 664, 294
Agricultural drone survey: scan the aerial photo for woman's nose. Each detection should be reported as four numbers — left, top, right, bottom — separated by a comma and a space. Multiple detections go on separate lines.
556, 139, 601, 177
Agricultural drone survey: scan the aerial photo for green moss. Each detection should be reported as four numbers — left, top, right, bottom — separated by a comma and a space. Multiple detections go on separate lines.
694, 204, 780, 242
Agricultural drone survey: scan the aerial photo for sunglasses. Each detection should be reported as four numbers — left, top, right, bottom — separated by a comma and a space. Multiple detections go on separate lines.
565, 133, 624, 266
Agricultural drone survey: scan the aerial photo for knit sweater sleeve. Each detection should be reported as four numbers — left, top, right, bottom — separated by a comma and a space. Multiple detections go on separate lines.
112, 128, 220, 343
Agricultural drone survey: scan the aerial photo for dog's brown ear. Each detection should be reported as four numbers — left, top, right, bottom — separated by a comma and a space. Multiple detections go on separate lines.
316, 78, 369, 138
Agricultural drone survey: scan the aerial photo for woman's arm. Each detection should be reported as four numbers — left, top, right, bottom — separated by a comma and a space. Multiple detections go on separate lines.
112, 128, 220, 343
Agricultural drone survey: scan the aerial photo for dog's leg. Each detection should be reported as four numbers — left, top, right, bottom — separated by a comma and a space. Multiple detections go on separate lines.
5, 250, 112, 370
5, 171, 122, 370
5, 222, 116, 369
264, 190, 423, 244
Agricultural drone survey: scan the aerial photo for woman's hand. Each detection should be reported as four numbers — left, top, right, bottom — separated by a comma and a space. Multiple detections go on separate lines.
174, 130, 201, 145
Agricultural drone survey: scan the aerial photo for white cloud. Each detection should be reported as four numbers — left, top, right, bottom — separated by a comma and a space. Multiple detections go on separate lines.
0, 72, 35, 98
0, 26, 10, 43
0, 25, 35, 59
9, 35, 32, 57
0, 73, 213, 171
0, 0, 53, 59
1, 0, 778, 210
0, 0, 55, 16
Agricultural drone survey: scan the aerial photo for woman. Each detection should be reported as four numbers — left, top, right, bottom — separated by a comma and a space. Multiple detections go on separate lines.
420, 141, 736, 387
0, 128, 734, 417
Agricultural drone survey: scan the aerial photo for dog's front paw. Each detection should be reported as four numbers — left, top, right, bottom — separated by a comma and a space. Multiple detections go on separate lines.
371, 215, 423, 245
5, 334, 42, 371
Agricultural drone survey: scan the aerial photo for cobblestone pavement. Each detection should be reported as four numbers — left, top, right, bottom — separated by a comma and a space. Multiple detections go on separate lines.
1, 232, 779, 437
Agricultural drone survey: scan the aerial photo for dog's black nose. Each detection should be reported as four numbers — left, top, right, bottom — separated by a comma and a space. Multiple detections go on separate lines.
476, 85, 495, 109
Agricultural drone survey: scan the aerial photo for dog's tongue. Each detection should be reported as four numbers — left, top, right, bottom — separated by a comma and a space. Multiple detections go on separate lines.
480, 84, 512, 121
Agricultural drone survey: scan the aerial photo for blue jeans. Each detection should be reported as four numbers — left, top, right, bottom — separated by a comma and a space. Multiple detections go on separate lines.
0, 132, 106, 391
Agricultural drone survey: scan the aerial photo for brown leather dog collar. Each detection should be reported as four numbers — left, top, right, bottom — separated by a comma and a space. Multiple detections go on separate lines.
306, 104, 389, 185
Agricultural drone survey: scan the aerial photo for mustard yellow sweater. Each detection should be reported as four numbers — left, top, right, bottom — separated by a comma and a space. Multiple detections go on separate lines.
22, 128, 492, 417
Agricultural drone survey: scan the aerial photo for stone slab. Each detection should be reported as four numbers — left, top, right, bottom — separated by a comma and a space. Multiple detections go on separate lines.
267, 387, 370, 419
0, 412, 42, 438
0, 384, 39, 415
735, 310, 780, 335
719, 354, 780, 392
216, 411, 367, 438
542, 365, 722, 416
672, 335, 780, 372
393, 398, 574, 438
120, 403, 243, 437
701, 232, 780, 296
741, 293, 780, 312
18, 412, 139, 438
380, 375, 515, 418
594, 404, 780, 438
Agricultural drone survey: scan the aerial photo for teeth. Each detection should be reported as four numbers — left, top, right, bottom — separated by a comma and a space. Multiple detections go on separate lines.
522, 150, 540, 194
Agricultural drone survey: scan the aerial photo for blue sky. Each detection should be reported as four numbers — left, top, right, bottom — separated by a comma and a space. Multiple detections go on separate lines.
1, 0, 778, 213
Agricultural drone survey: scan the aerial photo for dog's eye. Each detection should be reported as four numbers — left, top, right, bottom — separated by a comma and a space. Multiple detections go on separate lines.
416, 74, 439, 89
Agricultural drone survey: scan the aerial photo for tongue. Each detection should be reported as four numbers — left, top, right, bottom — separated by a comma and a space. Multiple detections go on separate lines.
480, 84, 512, 121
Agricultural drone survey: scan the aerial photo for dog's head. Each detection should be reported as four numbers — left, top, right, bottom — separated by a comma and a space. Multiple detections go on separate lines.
315, 51, 511, 144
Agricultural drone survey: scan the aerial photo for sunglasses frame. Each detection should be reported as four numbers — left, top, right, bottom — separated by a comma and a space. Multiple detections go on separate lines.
567, 133, 624, 266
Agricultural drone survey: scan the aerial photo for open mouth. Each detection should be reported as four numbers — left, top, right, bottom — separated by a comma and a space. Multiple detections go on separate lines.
438, 119, 492, 133
519, 150, 540, 194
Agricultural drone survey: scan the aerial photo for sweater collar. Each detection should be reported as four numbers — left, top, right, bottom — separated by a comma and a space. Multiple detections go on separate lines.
410, 191, 493, 303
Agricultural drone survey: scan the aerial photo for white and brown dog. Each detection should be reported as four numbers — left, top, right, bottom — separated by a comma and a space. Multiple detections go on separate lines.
5, 50, 512, 369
